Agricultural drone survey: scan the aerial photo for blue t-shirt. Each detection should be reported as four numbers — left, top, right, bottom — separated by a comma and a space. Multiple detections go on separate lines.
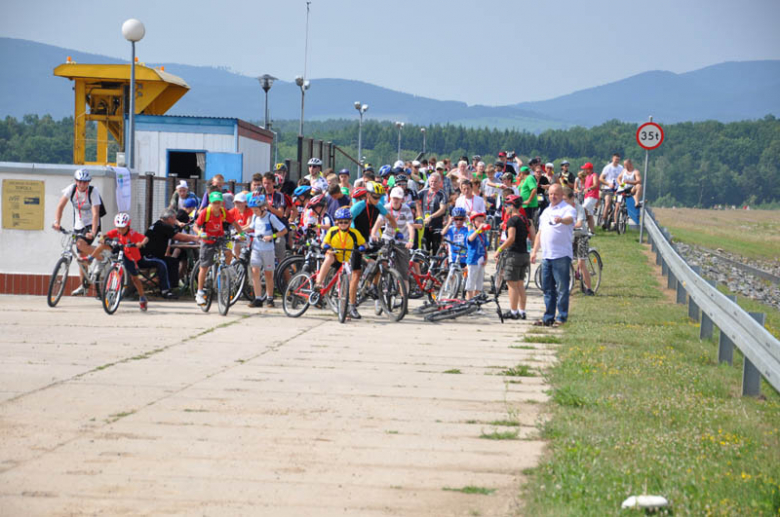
445, 225, 469, 264
250, 212, 286, 251
466, 230, 488, 265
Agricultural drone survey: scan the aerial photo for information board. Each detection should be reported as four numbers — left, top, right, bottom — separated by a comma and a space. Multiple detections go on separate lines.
2, 179, 45, 230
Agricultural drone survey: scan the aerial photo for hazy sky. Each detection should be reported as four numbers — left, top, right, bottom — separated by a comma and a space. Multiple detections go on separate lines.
2, 0, 780, 106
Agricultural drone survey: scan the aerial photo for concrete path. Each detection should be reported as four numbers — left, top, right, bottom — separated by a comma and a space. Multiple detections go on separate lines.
0, 284, 554, 516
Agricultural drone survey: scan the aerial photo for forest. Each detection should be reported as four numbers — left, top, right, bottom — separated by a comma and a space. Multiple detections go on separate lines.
1, 114, 779, 208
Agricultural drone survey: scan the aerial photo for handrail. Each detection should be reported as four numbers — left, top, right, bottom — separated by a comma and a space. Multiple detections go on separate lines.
643, 208, 780, 394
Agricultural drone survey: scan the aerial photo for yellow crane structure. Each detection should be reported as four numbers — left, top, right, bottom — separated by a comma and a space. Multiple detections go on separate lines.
54, 60, 189, 165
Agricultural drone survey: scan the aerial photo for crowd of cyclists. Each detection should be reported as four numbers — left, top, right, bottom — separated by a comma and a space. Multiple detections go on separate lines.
53, 150, 643, 320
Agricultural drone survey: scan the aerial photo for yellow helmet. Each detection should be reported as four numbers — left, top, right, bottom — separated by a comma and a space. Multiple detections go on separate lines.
367, 181, 385, 195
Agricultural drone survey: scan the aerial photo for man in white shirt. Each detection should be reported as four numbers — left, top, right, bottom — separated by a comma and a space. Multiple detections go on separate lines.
304, 157, 329, 193
599, 152, 624, 229
531, 184, 577, 326
455, 179, 486, 219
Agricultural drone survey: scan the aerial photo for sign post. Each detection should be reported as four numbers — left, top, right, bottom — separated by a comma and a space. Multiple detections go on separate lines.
636, 117, 664, 243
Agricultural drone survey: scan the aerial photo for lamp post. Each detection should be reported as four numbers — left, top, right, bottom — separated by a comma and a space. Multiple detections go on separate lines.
395, 121, 404, 161
421, 127, 426, 154
122, 18, 145, 169
258, 74, 277, 129
295, 75, 310, 137
354, 101, 368, 171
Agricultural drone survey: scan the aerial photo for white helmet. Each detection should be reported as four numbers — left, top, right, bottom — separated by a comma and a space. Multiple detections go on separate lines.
114, 213, 131, 228
393, 160, 405, 169
74, 168, 91, 182
307, 157, 322, 167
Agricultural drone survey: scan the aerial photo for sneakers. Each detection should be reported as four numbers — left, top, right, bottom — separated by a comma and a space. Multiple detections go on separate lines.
162, 290, 179, 300
348, 305, 362, 320
71, 284, 87, 296
139, 296, 148, 312
519, 311, 527, 320
265, 298, 275, 308
502, 311, 520, 320
584, 288, 596, 296
248, 298, 264, 308
195, 290, 206, 305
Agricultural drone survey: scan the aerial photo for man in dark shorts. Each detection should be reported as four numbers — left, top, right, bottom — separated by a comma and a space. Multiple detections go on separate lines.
493, 195, 536, 320
418, 172, 448, 255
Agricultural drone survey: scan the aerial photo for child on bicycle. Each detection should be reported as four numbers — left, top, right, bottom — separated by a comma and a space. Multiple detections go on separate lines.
91, 213, 149, 311
465, 212, 490, 300
444, 207, 469, 269
315, 207, 366, 315
193, 191, 245, 306
245, 195, 287, 308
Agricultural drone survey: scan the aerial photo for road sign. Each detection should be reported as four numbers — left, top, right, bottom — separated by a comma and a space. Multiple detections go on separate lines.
636, 122, 664, 150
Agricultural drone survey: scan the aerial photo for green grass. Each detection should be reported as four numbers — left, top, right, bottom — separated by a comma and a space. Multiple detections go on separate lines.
522, 335, 562, 344
510, 345, 536, 350
443, 369, 462, 374
442, 486, 497, 495
523, 229, 780, 516
501, 364, 535, 377
480, 430, 519, 440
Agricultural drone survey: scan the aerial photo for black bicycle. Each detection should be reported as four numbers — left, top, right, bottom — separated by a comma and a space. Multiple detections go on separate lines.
414, 292, 504, 323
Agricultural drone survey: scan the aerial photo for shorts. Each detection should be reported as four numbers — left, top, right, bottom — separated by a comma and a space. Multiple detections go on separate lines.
251, 249, 276, 271
503, 251, 530, 282
75, 225, 96, 245
199, 242, 219, 268
122, 255, 139, 276
582, 197, 598, 216
465, 264, 485, 292
573, 234, 590, 260
350, 249, 363, 272
392, 244, 410, 280
600, 189, 615, 200
274, 238, 287, 263
524, 206, 536, 223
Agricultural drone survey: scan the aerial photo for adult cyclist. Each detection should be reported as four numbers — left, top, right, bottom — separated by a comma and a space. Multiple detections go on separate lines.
599, 152, 624, 229
52, 168, 104, 295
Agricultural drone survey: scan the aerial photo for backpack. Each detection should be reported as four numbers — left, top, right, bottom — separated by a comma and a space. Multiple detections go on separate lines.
203, 205, 227, 223
70, 184, 107, 223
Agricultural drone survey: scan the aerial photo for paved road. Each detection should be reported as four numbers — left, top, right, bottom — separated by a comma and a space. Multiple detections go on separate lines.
0, 287, 554, 516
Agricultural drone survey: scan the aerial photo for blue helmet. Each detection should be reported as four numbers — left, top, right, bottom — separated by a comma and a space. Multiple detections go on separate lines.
248, 195, 266, 208
378, 165, 392, 177
293, 185, 312, 197
334, 207, 353, 221
391, 166, 404, 175
183, 197, 199, 209
451, 207, 467, 218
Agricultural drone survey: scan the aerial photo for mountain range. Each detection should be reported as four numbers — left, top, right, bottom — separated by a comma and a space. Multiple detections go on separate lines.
1, 37, 779, 131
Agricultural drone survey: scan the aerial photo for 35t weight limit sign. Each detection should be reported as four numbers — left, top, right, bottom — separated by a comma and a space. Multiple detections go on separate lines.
636, 122, 664, 150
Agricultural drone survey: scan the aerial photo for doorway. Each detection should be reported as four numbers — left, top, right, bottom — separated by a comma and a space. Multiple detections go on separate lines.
167, 150, 206, 179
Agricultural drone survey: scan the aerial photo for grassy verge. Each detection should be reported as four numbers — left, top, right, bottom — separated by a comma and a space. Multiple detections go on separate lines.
522, 229, 780, 516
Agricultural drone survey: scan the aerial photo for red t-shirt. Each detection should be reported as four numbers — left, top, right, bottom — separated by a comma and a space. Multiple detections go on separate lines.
196, 205, 236, 243
229, 206, 253, 228
584, 172, 599, 199
105, 228, 144, 262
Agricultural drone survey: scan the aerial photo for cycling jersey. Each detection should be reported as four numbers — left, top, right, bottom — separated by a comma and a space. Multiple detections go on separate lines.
444, 225, 469, 264
195, 205, 235, 244
104, 228, 144, 262
350, 200, 388, 239
323, 227, 365, 264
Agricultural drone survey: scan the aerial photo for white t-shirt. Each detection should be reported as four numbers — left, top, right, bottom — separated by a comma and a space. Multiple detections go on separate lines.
62, 183, 101, 230
250, 212, 286, 252
305, 174, 329, 193
378, 202, 414, 241
601, 163, 624, 190
539, 201, 577, 260
455, 195, 486, 215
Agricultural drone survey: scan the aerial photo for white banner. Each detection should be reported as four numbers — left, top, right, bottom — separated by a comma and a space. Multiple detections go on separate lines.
113, 167, 132, 213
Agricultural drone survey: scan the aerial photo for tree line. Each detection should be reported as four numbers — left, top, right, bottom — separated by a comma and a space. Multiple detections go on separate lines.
2, 114, 779, 207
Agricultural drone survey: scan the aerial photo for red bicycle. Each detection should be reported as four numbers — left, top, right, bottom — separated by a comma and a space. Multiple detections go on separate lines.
407, 249, 448, 303
282, 247, 352, 323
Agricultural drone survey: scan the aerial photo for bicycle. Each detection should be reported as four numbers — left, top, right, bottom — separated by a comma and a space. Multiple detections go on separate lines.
282, 247, 352, 323
408, 249, 447, 303
47, 228, 107, 307
438, 238, 468, 300
533, 247, 602, 293
614, 186, 631, 235
490, 246, 531, 296
192, 237, 233, 315
100, 239, 138, 315
415, 291, 505, 323
354, 238, 409, 321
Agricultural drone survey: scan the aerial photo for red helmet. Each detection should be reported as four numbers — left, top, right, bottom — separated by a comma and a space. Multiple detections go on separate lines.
307, 193, 327, 209
505, 195, 522, 207
352, 187, 368, 199
469, 212, 486, 221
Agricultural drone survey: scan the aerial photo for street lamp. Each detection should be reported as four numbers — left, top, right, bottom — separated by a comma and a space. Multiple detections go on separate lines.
354, 101, 368, 171
395, 121, 405, 161
421, 127, 427, 154
258, 74, 277, 129
295, 75, 311, 137
122, 18, 145, 169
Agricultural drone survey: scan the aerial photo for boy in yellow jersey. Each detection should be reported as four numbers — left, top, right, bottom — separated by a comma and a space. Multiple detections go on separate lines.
315, 207, 366, 315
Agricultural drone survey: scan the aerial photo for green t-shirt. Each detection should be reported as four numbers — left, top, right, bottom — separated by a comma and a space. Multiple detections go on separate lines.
521, 175, 538, 208
387, 176, 396, 188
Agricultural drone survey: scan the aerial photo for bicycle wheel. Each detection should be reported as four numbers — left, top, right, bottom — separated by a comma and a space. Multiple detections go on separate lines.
587, 249, 603, 293
101, 265, 124, 315
228, 262, 246, 307
282, 272, 313, 318
46, 257, 70, 307
200, 267, 214, 313
408, 256, 428, 299
425, 304, 479, 322
217, 267, 231, 316
337, 269, 349, 323
190, 259, 201, 298
378, 266, 408, 322
534, 264, 542, 290
493, 258, 506, 296
617, 209, 627, 234
274, 255, 303, 294
437, 269, 461, 300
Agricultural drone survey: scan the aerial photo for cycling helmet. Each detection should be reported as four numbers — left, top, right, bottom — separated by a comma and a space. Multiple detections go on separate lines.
275, 162, 288, 171
307, 193, 327, 208
363, 164, 374, 172
378, 164, 392, 177
248, 195, 266, 208
114, 212, 131, 228
352, 187, 368, 199
367, 182, 385, 195
501, 172, 514, 180
505, 194, 522, 207
395, 174, 408, 183
307, 157, 323, 167
391, 166, 404, 175
338, 168, 350, 176
293, 185, 312, 197
451, 207, 467, 218
469, 212, 486, 221
334, 207, 352, 221
74, 168, 91, 182
183, 197, 199, 209
393, 160, 405, 169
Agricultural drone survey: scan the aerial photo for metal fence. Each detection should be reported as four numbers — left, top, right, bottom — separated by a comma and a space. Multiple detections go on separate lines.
643, 207, 780, 396
293, 136, 360, 182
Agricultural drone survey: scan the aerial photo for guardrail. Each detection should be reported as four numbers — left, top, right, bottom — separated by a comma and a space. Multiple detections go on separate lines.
643, 207, 780, 396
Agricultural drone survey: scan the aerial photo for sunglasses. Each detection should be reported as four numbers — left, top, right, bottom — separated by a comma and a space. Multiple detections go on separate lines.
453, 218, 465, 222
370, 195, 382, 200
336, 220, 351, 224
